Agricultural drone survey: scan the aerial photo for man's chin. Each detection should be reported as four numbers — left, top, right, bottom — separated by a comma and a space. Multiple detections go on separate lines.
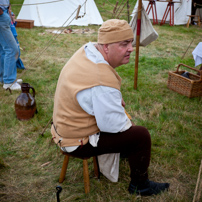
123, 58, 130, 64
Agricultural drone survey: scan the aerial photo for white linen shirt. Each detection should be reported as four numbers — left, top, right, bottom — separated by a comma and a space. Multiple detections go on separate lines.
192, 42, 202, 67
61, 42, 131, 153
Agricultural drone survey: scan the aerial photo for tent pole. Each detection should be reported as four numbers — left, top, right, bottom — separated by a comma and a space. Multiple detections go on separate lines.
127, 0, 130, 23
134, 0, 142, 90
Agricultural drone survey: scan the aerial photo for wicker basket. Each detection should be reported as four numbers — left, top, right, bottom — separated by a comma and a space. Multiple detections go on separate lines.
167, 63, 202, 98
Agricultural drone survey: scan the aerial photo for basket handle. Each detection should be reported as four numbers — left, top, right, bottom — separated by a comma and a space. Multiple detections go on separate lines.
176, 63, 202, 82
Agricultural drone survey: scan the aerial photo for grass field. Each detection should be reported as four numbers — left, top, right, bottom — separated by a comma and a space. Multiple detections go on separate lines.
0, 0, 202, 201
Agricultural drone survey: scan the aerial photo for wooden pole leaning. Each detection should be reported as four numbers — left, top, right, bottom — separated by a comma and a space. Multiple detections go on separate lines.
127, 0, 130, 23
181, 38, 194, 60
134, 0, 142, 90
75, 5, 81, 19
40, 117, 53, 136
193, 160, 202, 202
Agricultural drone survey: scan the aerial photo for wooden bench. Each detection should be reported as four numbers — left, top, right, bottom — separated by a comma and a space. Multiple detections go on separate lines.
186, 15, 201, 28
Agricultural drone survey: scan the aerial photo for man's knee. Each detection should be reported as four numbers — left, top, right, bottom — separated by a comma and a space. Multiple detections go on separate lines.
130, 125, 151, 143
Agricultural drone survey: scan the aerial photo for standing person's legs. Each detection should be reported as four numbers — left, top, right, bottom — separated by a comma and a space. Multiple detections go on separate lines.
0, 11, 19, 84
0, 44, 5, 83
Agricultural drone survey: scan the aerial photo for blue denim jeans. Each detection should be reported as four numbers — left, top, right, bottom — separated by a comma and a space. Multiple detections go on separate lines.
0, 10, 19, 84
11, 22, 25, 70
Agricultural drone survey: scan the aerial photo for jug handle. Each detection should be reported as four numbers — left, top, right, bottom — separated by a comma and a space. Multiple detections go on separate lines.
29, 86, 35, 98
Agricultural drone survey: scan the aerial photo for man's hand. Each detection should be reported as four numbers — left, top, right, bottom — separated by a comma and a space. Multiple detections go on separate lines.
0, 9, 3, 15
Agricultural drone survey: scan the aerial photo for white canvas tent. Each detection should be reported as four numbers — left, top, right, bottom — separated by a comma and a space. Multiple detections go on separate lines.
132, 0, 192, 25
17, 0, 103, 27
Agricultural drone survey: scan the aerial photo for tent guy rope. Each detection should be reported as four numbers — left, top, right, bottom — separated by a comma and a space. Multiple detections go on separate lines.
181, 38, 194, 59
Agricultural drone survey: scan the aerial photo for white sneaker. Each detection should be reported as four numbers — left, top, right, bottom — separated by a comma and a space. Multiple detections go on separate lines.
1, 79, 22, 85
3, 82, 21, 91
17, 79, 23, 84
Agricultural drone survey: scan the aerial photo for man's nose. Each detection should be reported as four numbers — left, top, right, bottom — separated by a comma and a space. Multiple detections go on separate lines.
128, 42, 134, 52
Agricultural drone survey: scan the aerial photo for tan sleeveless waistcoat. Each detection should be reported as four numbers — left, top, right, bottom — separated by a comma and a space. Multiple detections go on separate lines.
51, 45, 122, 147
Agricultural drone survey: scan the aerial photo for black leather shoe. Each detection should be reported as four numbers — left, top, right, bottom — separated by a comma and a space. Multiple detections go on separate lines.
128, 179, 170, 196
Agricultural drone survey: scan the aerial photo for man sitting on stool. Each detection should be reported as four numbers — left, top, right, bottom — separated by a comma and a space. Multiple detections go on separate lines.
51, 19, 170, 196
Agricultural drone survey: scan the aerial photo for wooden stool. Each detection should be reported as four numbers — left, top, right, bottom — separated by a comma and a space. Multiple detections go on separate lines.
59, 150, 100, 194
187, 15, 201, 28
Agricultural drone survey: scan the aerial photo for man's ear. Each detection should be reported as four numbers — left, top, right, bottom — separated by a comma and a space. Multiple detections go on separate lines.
103, 44, 109, 54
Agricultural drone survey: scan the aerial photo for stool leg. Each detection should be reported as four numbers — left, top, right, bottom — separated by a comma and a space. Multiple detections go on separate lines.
59, 155, 69, 183
83, 159, 90, 194
93, 156, 100, 179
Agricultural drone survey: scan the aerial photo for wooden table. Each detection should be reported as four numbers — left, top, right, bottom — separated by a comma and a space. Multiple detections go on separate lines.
186, 15, 201, 28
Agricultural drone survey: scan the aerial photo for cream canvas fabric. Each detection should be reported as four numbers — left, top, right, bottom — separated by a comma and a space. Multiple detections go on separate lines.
98, 153, 120, 182
130, 6, 158, 47
17, 0, 103, 27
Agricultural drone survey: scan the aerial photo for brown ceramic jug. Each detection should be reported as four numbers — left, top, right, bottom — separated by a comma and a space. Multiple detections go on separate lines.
15, 83, 36, 121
